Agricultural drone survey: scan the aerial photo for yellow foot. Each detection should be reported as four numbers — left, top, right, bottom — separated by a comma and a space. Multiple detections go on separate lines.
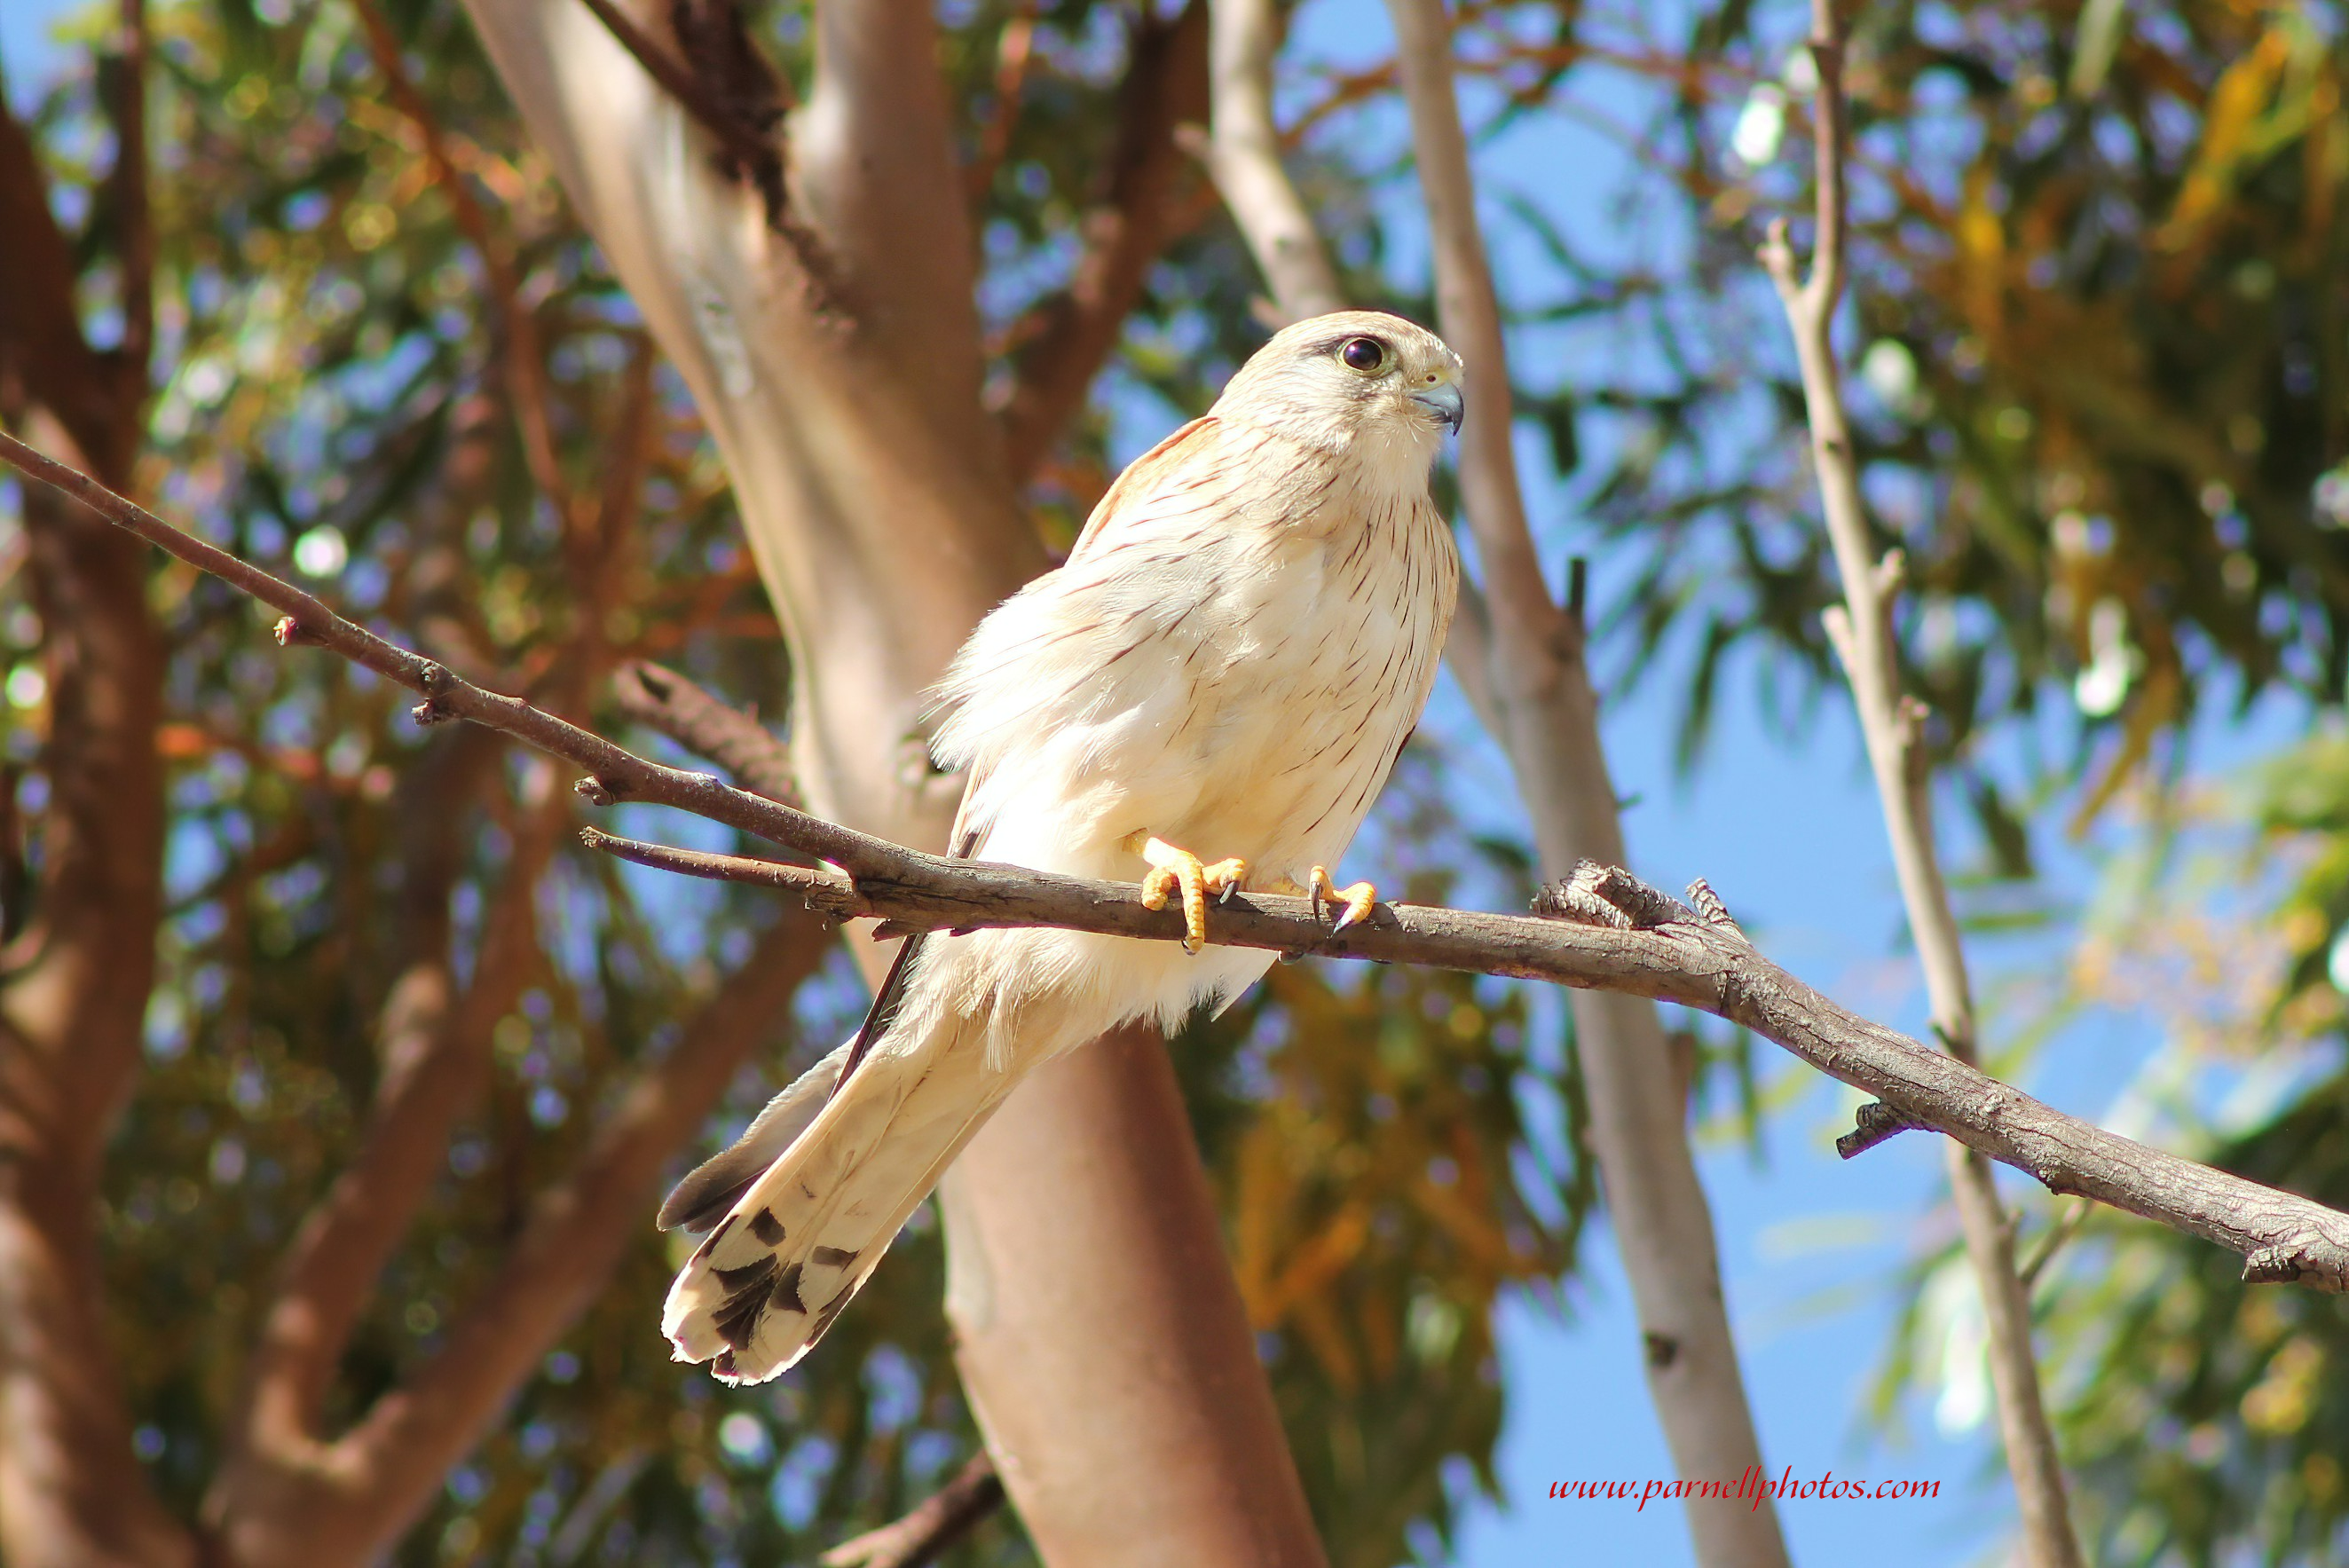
1309, 865, 1378, 935
1125, 833, 1248, 954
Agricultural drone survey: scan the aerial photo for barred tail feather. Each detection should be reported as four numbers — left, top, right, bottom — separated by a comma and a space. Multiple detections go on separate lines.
660, 1013, 1005, 1384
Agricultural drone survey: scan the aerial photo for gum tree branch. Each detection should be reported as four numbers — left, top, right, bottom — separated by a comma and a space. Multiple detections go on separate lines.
12, 429, 2349, 1333
1203, 0, 1344, 320
612, 658, 800, 806
573, 831, 2349, 1293
997, 0, 1210, 485
320, 907, 832, 1558
0, 66, 180, 1561
820, 1451, 1005, 1568
1380, 4, 1786, 1562
1758, 6, 2082, 1564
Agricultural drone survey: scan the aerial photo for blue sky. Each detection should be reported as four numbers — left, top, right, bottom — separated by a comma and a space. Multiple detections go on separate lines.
1, 3, 2298, 1564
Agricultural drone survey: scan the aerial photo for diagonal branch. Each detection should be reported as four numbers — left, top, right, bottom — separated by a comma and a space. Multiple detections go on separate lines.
997, 0, 1212, 485
0, 429, 881, 875
12, 424, 2349, 1498
1379, 4, 1786, 1562
1758, 6, 2082, 1564
611, 659, 800, 807
1203, 0, 1344, 321
571, 830, 2349, 1295
820, 1451, 1005, 1568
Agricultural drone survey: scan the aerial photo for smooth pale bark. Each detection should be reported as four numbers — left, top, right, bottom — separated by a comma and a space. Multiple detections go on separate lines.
1762, 9, 2082, 1562
1378, 4, 1788, 1563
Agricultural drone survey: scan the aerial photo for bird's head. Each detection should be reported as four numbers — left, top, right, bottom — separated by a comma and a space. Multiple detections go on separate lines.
1213, 310, 1465, 476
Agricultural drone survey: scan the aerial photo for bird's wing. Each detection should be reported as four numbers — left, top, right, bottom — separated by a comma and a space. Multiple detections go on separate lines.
1064, 414, 1218, 565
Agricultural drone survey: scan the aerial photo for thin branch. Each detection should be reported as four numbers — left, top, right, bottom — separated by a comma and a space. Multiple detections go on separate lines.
352, 0, 568, 516
1760, 7, 2082, 1565
1381, 4, 1787, 1562
1203, 0, 1344, 322
0, 429, 885, 878
997, 0, 1210, 484
10, 426, 2349, 1509
820, 1452, 1005, 1568
575, 828, 2349, 1294
611, 659, 799, 806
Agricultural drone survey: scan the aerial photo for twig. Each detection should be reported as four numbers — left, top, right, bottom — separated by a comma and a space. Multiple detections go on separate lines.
1759, 7, 2084, 1565
0, 429, 884, 877
820, 1452, 1005, 1568
2018, 1198, 2091, 1293
611, 659, 799, 806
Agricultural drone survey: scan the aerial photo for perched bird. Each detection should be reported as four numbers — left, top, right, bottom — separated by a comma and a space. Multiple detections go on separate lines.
658, 310, 1465, 1383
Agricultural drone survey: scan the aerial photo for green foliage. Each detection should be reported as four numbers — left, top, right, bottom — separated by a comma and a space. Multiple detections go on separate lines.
1533, 1, 2349, 814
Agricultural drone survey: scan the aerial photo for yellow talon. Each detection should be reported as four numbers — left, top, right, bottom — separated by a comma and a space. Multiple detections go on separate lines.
1310, 865, 1377, 934
1128, 833, 1247, 954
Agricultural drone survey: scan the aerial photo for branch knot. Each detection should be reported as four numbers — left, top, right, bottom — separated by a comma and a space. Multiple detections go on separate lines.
1533, 861, 1694, 932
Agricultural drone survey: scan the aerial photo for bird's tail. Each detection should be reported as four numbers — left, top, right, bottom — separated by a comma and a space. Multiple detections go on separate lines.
659, 1005, 1006, 1384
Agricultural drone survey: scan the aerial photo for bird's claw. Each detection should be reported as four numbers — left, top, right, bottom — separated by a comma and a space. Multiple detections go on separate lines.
1310, 865, 1377, 935
1130, 834, 1247, 954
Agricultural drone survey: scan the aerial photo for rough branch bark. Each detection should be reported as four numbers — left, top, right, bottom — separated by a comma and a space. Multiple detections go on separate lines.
565, 832, 2349, 1291
1377, 6, 1787, 1562
1758, 6, 2083, 1564
18, 426, 2345, 1300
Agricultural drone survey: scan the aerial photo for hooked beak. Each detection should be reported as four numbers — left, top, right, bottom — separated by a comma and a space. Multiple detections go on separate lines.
1410, 381, 1464, 434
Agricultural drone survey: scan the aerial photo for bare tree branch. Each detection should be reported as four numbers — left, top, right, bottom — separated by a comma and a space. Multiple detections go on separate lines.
1203, 0, 1344, 321
1379, 7, 1787, 1562
997, 0, 1211, 485
821, 1451, 1005, 1568
14, 433, 2349, 1568
319, 906, 832, 1559
1759, 6, 2083, 1563
612, 658, 800, 806
565, 831, 2349, 1294
455, 10, 1328, 1557
0, 429, 880, 874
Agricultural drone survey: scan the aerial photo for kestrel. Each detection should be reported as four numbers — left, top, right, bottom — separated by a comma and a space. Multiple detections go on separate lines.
659, 310, 1464, 1383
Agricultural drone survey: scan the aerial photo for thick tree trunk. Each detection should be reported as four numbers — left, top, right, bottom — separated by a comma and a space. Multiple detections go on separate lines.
460, 2, 1323, 1561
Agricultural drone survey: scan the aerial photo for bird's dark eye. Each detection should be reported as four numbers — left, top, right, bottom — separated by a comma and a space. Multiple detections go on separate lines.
1339, 337, 1388, 374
